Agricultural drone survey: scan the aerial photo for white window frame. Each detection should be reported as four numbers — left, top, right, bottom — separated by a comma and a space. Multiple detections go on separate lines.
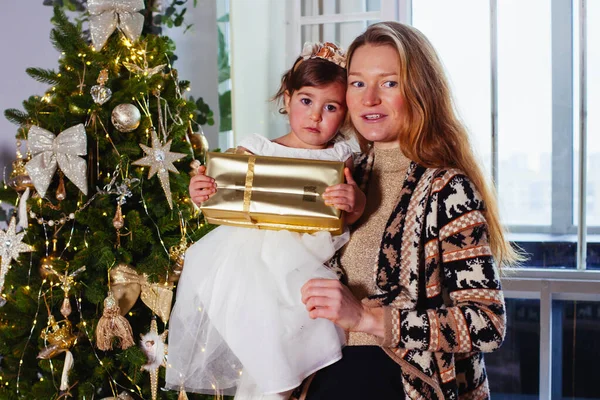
287, 0, 406, 66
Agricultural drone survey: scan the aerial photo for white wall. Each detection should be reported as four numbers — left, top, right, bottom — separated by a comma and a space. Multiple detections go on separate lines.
164, 0, 220, 147
0, 2, 219, 173
0, 3, 56, 172
230, 0, 288, 144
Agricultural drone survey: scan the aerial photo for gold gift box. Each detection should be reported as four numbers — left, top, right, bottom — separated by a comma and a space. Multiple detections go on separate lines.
200, 152, 345, 234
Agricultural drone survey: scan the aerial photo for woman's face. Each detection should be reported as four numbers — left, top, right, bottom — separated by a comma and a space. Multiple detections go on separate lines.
346, 44, 406, 149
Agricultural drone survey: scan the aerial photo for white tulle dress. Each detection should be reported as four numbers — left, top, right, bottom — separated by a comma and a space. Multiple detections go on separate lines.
166, 134, 351, 398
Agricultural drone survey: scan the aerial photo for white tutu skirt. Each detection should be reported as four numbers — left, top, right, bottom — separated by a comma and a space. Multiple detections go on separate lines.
165, 226, 347, 395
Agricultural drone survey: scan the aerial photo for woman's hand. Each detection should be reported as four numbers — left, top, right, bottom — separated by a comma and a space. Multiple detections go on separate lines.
301, 278, 384, 337
189, 165, 217, 205
323, 168, 366, 225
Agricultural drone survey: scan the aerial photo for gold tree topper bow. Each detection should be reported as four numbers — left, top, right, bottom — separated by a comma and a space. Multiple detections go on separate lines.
88, 0, 145, 50
109, 263, 174, 324
25, 124, 88, 198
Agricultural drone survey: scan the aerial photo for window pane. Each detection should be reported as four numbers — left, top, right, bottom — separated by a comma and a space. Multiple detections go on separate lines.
497, 0, 552, 226
301, 0, 380, 17
574, 1, 599, 268
301, 21, 372, 48
554, 300, 600, 399
583, 1, 600, 226
487, 298, 540, 398
412, 0, 492, 189
511, 237, 577, 268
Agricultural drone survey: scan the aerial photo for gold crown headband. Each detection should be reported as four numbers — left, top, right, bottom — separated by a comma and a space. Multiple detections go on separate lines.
298, 42, 347, 69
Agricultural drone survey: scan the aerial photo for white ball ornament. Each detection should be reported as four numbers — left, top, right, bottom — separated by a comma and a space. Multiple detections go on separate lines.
111, 103, 141, 132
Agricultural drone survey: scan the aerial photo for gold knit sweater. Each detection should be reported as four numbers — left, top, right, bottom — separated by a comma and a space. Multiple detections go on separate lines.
340, 146, 411, 345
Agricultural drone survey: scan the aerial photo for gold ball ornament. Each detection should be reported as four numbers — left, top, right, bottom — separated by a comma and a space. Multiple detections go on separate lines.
7, 158, 35, 192
187, 128, 209, 163
111, 103, 141, 132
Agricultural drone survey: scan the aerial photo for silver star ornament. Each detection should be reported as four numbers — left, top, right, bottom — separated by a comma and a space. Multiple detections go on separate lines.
132, 129, 186, 209
0, 217, 34, 295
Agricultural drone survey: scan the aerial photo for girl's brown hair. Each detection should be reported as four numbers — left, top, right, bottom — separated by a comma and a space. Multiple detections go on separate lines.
346, 21, 522, 267
273, 57, 347, 114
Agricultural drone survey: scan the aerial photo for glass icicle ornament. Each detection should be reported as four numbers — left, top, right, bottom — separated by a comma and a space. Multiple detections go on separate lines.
56, 172, 66, 201
113, 203, 124, 230
60, 296, 72, 318
187, 122, 209, 165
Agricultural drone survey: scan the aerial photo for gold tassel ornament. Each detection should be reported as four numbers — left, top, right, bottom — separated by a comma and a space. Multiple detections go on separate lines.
95, 292, 135, 351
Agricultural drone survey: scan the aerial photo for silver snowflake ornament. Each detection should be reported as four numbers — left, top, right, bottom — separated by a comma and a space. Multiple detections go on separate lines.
0, 217, 34, 295
132, 129, 186, 209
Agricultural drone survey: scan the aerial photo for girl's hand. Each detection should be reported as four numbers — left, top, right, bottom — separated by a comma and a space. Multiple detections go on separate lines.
323, 168, 366, 224
189, 165, 217, 205
301, 279, 384, 337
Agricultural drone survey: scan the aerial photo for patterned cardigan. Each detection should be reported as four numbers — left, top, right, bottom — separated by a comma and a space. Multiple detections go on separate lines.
293, 150, 506, 400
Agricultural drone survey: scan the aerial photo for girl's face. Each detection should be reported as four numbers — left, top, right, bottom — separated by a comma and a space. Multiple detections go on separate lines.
284, 82, 347, 149
346, 44, 406, 149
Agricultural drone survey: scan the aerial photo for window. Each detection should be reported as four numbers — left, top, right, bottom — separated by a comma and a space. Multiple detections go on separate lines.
278, 0, 600, 398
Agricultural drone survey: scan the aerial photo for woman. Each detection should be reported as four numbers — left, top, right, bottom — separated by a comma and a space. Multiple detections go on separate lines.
298, 21, 520, 399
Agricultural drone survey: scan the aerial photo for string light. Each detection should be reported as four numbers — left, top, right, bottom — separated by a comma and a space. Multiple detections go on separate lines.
16, 283, 44, 394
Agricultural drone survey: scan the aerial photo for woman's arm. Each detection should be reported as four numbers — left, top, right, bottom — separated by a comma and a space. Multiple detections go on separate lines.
379, 173, 506, 353
302, 173, 506, 354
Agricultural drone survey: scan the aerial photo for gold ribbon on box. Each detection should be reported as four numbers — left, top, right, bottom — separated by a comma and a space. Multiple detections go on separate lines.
243, 156, 256, 219
201, 152, 345, 234
109, 263, 173, 324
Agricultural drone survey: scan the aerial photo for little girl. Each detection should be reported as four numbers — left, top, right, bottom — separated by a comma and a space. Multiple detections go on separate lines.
166, 43, 364, 399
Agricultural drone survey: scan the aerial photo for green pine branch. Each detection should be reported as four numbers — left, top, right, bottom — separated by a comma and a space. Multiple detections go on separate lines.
4, 108, 29, 126
25, 67, 60, 85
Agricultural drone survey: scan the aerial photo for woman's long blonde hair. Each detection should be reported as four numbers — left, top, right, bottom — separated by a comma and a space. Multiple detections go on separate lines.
347, 22, 522, 267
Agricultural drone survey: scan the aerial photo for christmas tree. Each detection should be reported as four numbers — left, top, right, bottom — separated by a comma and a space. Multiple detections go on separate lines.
0, 1, 217, 399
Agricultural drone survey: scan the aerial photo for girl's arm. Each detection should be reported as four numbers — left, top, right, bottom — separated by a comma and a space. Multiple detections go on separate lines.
191, 147, 254, 205
323, 157, 366, 225
189, 165, 216, 205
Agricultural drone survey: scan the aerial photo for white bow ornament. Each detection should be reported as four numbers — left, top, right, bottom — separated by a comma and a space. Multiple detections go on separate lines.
25, 124, 88, 198
88, 0, 145, 50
